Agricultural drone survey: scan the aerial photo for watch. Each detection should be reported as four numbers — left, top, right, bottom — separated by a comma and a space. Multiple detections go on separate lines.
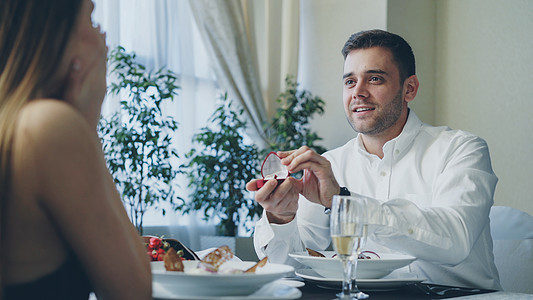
324, 187, 351, 214
339, 186, 350, 196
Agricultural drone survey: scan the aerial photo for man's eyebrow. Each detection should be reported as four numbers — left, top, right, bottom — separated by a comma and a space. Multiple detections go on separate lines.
343, 69, 389, 80
366, 69, 388, 75
342, 72, 353, 80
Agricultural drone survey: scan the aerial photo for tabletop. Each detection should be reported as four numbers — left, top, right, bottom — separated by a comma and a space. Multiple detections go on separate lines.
297, 282, 499, 300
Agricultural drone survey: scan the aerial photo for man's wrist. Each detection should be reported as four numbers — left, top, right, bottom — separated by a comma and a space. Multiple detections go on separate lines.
324, 187, 351, 214
266, 211, 295, 224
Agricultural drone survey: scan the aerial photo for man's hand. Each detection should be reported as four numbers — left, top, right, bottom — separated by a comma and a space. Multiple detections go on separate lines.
246, 177, 300, 224
279, 146, 340, 208
246, 146, 340, 224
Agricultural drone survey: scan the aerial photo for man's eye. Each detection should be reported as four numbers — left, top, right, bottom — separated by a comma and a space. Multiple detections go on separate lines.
370, 76, 382, 82
345, 79, 355, 86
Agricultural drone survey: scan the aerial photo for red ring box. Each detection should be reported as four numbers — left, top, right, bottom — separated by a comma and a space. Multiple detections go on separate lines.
256, 152, 289, 189
256, 178, 286, 189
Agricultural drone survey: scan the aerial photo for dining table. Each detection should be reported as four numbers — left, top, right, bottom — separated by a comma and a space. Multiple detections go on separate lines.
294, 281, 532, 300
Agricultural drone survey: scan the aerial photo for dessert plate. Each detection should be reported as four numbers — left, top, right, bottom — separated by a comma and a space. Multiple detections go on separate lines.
153, 281, 302, 299
289, 251, 415, 279
295, 268, 425, 291
152, 261, 294, 298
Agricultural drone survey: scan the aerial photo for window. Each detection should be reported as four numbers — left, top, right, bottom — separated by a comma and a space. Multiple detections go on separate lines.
93, 0, 220, 238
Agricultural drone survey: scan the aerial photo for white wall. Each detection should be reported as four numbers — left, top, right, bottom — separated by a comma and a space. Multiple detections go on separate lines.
298, 0, 388, 149
386, 0, 436, 125
435, 0, 533, 215
298, 0, 533, 215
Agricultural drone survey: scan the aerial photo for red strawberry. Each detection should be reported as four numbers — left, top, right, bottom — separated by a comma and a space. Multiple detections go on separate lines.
149, 237, 162, 249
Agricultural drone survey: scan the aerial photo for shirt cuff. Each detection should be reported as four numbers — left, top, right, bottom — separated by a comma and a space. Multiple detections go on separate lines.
253, 210, 300, 263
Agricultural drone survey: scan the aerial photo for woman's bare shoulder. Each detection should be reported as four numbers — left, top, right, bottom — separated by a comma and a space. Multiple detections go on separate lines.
15, 99, 101, 177
17, 99, 96, 148
19, 99, 88, 130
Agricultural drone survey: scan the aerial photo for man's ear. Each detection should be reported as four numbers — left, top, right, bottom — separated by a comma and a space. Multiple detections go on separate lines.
403, 75, 419, 103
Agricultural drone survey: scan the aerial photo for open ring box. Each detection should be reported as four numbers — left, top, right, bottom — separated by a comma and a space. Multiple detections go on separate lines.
256, 152, 290, 188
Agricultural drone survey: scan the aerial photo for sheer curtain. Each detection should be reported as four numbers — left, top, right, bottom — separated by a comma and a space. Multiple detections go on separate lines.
92, 0, 218, 249
188, 0, 300, 146
92, 0, 301, 249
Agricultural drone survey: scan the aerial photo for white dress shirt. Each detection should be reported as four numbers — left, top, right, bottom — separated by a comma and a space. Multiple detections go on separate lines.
254, 111, 501, 290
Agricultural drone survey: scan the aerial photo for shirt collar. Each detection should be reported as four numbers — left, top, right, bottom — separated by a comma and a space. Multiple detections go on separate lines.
355, 109, 423, 158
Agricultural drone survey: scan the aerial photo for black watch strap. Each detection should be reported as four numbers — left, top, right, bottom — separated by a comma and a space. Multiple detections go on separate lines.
339, 186, 350, 196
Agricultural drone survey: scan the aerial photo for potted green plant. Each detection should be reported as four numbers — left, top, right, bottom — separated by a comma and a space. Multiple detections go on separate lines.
181, 94, 261, 237
263, 76, 326, 156
98, 46, 181, 235
181, 76, 326, 239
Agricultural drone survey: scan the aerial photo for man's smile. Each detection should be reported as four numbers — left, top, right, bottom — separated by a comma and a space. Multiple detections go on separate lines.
353, 105, 376, 113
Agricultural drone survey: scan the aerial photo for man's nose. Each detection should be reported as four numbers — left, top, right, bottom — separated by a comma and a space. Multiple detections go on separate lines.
352, 82, 369, 99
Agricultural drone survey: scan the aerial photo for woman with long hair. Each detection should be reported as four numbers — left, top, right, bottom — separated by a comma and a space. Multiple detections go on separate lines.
0, 0, 151, 298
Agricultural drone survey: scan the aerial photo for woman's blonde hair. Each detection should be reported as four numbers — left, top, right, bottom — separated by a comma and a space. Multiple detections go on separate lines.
0, 0, 83, 294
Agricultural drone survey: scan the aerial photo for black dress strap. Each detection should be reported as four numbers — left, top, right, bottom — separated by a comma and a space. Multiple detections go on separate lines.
4, 255, 92, 300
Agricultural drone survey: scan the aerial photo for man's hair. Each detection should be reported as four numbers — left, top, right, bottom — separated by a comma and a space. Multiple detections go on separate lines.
341, 29, 416, 82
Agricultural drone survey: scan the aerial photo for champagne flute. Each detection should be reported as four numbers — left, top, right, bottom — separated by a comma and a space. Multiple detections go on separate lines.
330, 195, 369, 300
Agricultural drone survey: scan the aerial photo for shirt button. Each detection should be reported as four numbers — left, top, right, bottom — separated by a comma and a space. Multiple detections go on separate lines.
407, 228, 414, 235
395, 149, 400, 155
380, 171, 387, 176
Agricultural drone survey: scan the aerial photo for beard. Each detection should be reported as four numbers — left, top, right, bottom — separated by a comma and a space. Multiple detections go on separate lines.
347, 88, 404, 135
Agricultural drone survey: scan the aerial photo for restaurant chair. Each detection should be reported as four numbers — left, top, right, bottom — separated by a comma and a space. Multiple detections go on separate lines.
489, 206, 533, 294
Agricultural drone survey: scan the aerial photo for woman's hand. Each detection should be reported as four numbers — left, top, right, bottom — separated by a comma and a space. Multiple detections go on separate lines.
61, 25, 108, 128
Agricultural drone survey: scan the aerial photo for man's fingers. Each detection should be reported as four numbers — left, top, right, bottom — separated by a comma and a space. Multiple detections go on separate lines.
287, 149, 328, 174
246, 179, 260, 192
279, 146, 311, 164
277, 149, 296, 159
254, 179, 279, 202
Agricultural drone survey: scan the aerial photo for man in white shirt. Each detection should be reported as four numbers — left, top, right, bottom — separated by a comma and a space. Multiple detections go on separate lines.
246, 29, 501, 290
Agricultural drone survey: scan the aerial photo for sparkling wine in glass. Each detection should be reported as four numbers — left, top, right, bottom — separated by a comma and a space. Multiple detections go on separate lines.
330, 195, 369, 300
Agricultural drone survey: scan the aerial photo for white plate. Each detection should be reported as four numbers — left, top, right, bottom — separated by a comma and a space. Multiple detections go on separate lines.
296, 269, 425, 291
151, 261, 294, 298
289, 251, 415, 279
153, 281, 302, 299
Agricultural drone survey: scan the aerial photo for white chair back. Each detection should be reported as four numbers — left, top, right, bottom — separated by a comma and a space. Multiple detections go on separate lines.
490, 206, 533, 294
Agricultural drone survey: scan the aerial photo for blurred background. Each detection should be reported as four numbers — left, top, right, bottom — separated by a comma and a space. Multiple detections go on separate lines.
93, 0, 533, 251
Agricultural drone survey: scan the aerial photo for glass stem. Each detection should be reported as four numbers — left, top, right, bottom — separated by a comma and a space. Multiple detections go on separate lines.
342, 258, 353, 297
350, 256, 359, 293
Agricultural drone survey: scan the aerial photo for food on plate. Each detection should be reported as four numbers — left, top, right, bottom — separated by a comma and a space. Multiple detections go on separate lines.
164, 245, 269, 274
244, 257, 268, 273
146, 236, 190, 262
358, 250, 381, 259
306, 248, 381, 259
201, 245, 234, 270
306, 247, 326, 257
164, 248, 185, 271
146, 236, 169, 261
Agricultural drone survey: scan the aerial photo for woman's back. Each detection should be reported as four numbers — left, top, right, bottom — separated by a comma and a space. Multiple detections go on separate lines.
1, 1, 152, 298
3, 99, 151, 299
4, 100, 91, 288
